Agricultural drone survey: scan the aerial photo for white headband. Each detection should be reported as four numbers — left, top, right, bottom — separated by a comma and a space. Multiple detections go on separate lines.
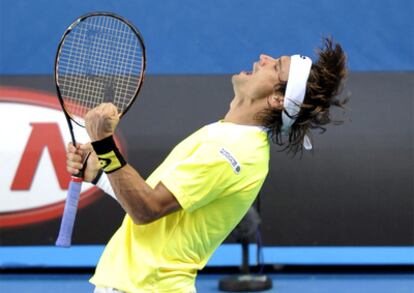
282, 54, 313, 150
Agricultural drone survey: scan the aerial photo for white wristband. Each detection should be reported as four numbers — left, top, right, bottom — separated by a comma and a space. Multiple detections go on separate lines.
95, 173, 117, 201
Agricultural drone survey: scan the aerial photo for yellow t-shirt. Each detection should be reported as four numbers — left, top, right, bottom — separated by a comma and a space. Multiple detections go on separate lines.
90, 121, 270, 293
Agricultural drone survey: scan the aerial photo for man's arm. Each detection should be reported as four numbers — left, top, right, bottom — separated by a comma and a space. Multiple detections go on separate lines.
66, 141, 181, 224
106, 164, 182, 225
82, 102, 182, 225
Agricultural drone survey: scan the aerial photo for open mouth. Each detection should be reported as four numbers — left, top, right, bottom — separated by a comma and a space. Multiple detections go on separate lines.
240, 62, 256, 75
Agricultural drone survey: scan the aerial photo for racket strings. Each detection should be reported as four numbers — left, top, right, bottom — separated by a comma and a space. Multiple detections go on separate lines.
57, 15, 144, 124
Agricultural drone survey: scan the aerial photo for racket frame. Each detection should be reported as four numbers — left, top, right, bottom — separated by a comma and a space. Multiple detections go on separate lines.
54, 11, 146, 127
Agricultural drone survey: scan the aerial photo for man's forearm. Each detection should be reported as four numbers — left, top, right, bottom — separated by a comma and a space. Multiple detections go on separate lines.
107, 164, 158, 225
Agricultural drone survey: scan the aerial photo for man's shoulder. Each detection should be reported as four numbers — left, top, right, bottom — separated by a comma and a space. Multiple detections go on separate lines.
176, 121, 269, 159
204, 122, 268, 146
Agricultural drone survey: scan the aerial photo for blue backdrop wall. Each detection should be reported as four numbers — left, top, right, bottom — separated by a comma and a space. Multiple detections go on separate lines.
0, 0, 413, 74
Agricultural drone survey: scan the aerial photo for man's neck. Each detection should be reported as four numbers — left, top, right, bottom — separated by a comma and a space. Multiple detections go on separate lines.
223, 96, 267, 126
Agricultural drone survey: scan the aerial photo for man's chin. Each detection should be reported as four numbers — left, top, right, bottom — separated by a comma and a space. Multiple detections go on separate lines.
231, 73, 247, 84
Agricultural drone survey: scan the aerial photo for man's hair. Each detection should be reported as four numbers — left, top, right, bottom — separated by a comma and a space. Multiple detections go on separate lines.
257, 37, 348, 155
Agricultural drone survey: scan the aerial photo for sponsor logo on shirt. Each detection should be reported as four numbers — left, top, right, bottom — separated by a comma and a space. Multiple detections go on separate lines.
219, 148, 241, 174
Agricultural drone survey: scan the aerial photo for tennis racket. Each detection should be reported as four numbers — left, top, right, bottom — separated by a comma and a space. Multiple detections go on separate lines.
55, 12, 146, 247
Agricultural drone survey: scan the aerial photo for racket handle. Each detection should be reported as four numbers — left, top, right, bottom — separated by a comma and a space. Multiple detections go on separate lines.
56, 176, 83, 247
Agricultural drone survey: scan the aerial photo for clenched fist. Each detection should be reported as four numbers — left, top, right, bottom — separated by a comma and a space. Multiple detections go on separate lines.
85, 103, 120, 141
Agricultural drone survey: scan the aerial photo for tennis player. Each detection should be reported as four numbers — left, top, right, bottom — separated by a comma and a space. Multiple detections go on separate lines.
66, 38, 347, 293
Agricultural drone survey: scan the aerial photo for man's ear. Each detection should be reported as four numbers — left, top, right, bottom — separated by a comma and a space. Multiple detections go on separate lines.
268, 95, 284, 110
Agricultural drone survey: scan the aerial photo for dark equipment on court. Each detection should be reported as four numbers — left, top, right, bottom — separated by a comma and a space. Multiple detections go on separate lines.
219, 206, 273, 292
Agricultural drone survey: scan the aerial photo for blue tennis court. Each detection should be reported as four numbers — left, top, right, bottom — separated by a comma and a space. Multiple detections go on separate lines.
1, 273, 413, 293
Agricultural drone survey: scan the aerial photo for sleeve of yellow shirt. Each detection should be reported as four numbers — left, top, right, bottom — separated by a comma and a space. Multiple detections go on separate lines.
160, 141, 237, 213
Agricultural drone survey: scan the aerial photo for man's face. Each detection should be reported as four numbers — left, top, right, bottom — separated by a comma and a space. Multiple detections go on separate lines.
232, 54, 290, 100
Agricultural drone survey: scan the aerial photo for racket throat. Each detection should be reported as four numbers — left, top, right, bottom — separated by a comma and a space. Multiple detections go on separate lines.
103, 81, 116, 103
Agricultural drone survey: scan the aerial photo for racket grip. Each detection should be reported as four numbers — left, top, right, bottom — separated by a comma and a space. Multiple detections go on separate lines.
56, 177, 83, 247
